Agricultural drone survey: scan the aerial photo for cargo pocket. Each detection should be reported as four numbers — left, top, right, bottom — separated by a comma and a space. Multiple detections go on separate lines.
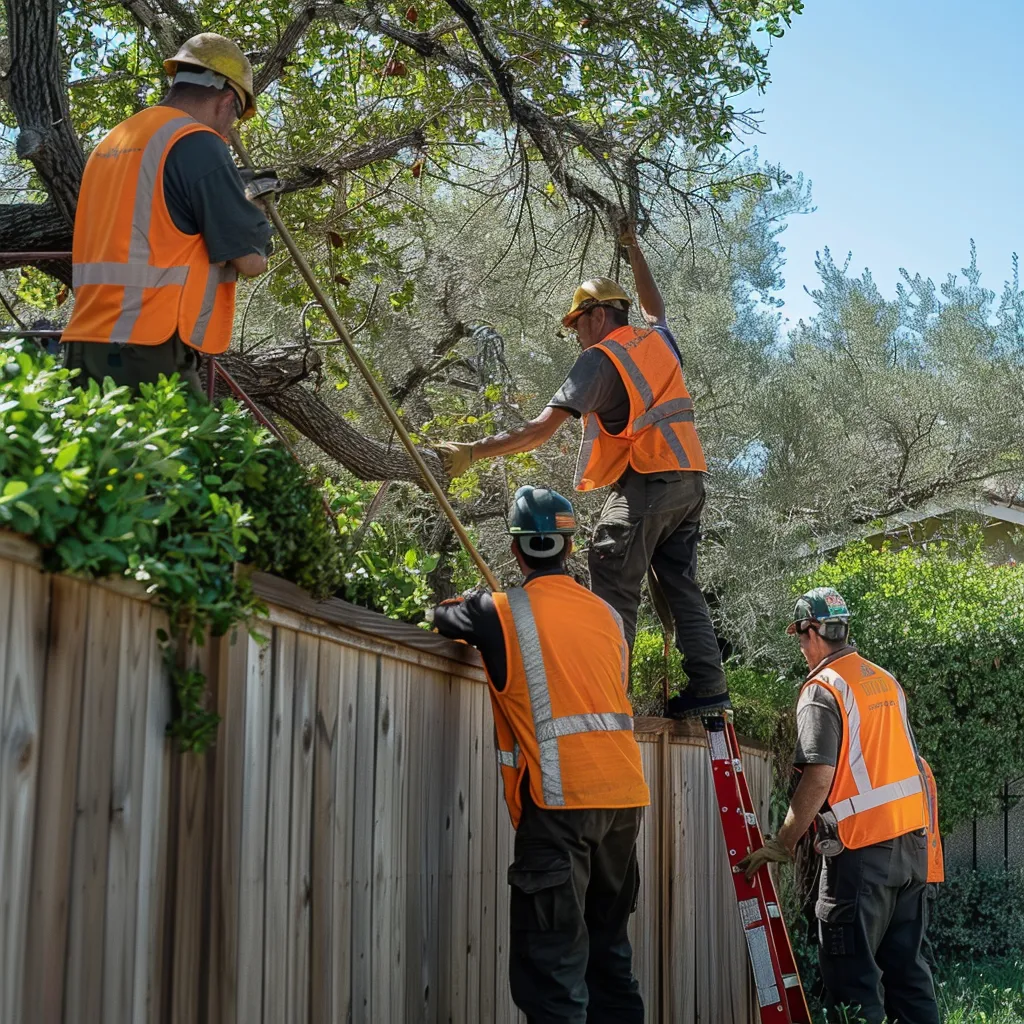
815, 896, 857, 957
508, 850, 574, 932
591, 518, 641, 563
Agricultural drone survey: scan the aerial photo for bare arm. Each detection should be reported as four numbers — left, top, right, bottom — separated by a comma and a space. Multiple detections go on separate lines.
470, 405, 573, 461
230, 252, 268, 278
776, 763, 836, 854
623, 238, 665, 325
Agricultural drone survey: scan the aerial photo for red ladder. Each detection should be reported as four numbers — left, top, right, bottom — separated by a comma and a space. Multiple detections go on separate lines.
702, 711, 812, 1024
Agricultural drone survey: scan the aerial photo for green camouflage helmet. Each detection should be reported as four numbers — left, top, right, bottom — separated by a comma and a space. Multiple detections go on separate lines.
507, 486, 576, 559
787, 586, 851, 640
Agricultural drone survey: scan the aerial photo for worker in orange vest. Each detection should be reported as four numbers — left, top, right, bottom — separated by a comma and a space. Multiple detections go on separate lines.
436, 229, 729, 717
739, 588, 940, 1024
431, 486, 650, 1023
62, 34, 274, 392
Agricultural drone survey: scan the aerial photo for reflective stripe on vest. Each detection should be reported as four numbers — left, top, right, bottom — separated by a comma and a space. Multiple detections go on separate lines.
505, 587, 634, 807
71, 113, 236, 351
77, 115, 193, 344
817, 666, 923, 822
497, 743, 520, 768
600, 336, 694, 469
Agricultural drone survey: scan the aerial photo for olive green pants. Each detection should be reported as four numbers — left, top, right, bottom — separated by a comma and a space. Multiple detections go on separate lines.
62, 336, 203, 395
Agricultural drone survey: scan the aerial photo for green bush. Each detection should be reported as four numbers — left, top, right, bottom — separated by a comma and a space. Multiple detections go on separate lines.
929, 870, 1024, 962
0, 341, 437, 748
803, 539, 1024, 832
629, 628, 796, 746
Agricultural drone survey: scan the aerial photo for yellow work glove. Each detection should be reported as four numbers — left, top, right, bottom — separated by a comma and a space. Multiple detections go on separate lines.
618, 228, 637, 248
435, 441, 475, 477
737, 836, 793, 882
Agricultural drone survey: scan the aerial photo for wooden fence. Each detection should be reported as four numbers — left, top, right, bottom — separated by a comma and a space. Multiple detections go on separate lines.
0, 531, 772, 1023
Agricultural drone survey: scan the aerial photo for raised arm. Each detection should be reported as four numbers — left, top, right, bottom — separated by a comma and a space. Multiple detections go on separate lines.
620, 227, 665, 326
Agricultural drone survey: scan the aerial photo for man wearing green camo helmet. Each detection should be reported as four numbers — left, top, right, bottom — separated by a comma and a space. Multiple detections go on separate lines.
739, 586, 940, 1024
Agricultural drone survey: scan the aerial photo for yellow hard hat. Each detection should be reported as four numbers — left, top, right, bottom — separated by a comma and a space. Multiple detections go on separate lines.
562, 277, 632, 328
164, 33, 257, 121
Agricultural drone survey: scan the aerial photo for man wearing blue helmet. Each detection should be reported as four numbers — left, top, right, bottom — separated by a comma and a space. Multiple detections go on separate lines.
432, 485, 649, 1023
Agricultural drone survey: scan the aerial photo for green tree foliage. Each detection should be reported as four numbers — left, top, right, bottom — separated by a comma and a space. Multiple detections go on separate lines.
801, 537, 1024, 833
0, 340, 439, 747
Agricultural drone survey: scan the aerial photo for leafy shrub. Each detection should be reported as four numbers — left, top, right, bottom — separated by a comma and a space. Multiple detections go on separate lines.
629, 628, 795, 746
0, 341, 437, 748
803, 538, 1024, 832
929, 869, 1024, 962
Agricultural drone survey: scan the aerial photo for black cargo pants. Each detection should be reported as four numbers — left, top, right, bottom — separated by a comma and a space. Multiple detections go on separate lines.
63, 335, 204, 395
507, 790, 645, 1023
587, 469, 726, 697
816, 829, 940, 1024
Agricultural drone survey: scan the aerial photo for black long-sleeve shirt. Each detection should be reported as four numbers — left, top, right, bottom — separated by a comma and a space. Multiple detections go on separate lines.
431, 567, 569, 690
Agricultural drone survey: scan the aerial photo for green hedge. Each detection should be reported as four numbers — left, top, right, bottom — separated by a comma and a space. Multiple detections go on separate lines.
929, 869, 1024, 962
630, 628, 796, 747
0, 341, 437, 748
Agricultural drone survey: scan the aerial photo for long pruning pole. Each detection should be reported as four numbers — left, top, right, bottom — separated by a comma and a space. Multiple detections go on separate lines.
230, 131, 500, 592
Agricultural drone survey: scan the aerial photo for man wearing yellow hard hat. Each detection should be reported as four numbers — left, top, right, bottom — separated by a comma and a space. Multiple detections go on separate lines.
437, 231, 730, 717
63, 34, 274, 392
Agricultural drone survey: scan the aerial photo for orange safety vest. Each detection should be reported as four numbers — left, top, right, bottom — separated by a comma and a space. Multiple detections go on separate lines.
806, 651, 928, 850
486, 574, 650, 828
920, 757, 945, 883
574, 324, 707, 491
63, 106, 237, 354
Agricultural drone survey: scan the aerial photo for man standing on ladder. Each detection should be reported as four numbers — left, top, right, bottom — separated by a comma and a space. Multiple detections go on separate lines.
431, 486, 649, 1023
739, 588, 941, 1024
436, 229, 729, 717
62, 34, 274, 392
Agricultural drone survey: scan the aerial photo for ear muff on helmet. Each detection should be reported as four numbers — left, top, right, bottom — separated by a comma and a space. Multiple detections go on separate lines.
819, 621, 850, 642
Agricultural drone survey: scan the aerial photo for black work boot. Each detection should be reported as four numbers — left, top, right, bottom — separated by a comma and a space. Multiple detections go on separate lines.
665, 689, 732, 719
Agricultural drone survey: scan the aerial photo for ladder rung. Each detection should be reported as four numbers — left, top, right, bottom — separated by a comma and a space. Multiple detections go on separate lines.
766, 902, 781, 918
783, 973, 801, 989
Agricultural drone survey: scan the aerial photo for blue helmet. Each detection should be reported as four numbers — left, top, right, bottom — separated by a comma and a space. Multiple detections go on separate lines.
507, 486, 576, 558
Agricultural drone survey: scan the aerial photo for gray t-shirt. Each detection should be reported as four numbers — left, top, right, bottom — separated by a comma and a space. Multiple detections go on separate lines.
162, 130, 272, 263
793, 681, 842, 766
548, 322, 683, 435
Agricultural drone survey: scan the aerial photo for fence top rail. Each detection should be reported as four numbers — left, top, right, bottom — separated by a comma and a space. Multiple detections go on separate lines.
634, 716, 771, 754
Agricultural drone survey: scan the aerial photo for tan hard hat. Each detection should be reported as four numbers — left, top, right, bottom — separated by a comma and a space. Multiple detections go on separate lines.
562, 277, 632, 328
164, 33, 257, 121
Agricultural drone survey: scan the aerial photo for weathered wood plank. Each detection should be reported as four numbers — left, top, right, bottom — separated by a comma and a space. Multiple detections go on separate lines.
170, 639, 216, 1024
465, 684, 485, 1021
349, 650, 378, 1022
64, 586, 123, 1023
263, 626, 297, 1023
330, 645, 360, 1022
447, 677, 473, 1022
0, 563, 48, 1024
251, 571, 483, 672
311, 641, 340, 1024
135, 607, 171, 1024
370, 656, 397, 1022
101, 597, 153, 1024
387, 659, 410, 1018
236, 633, 272, 1023
205, 626, 248, 1024
477, 686, 498, 1024
287, 633, 317, 1024
23, 575, 89, 1024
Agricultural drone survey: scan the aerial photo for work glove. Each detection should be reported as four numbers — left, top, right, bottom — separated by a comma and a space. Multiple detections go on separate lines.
239, 166, 283, 203
737, 836, 793, 882
435, 441, 475, 478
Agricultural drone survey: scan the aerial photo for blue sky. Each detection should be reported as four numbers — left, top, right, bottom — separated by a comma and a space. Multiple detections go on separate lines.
746, 0, 1023, 329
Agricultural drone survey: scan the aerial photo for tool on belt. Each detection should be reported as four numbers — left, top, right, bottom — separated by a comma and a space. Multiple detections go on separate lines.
703, 712, 813, 1023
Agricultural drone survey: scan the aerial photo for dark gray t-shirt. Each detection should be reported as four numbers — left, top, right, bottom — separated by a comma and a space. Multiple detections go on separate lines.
548, 322, 683, 435
162, 130, 272, 263
793, 681, 843, 766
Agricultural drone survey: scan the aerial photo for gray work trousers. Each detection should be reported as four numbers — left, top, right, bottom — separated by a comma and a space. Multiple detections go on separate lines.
587, 469, 726, 697
816, 830, 940, 1024
508, 789, 645, 1023
63, 335, 203, 395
